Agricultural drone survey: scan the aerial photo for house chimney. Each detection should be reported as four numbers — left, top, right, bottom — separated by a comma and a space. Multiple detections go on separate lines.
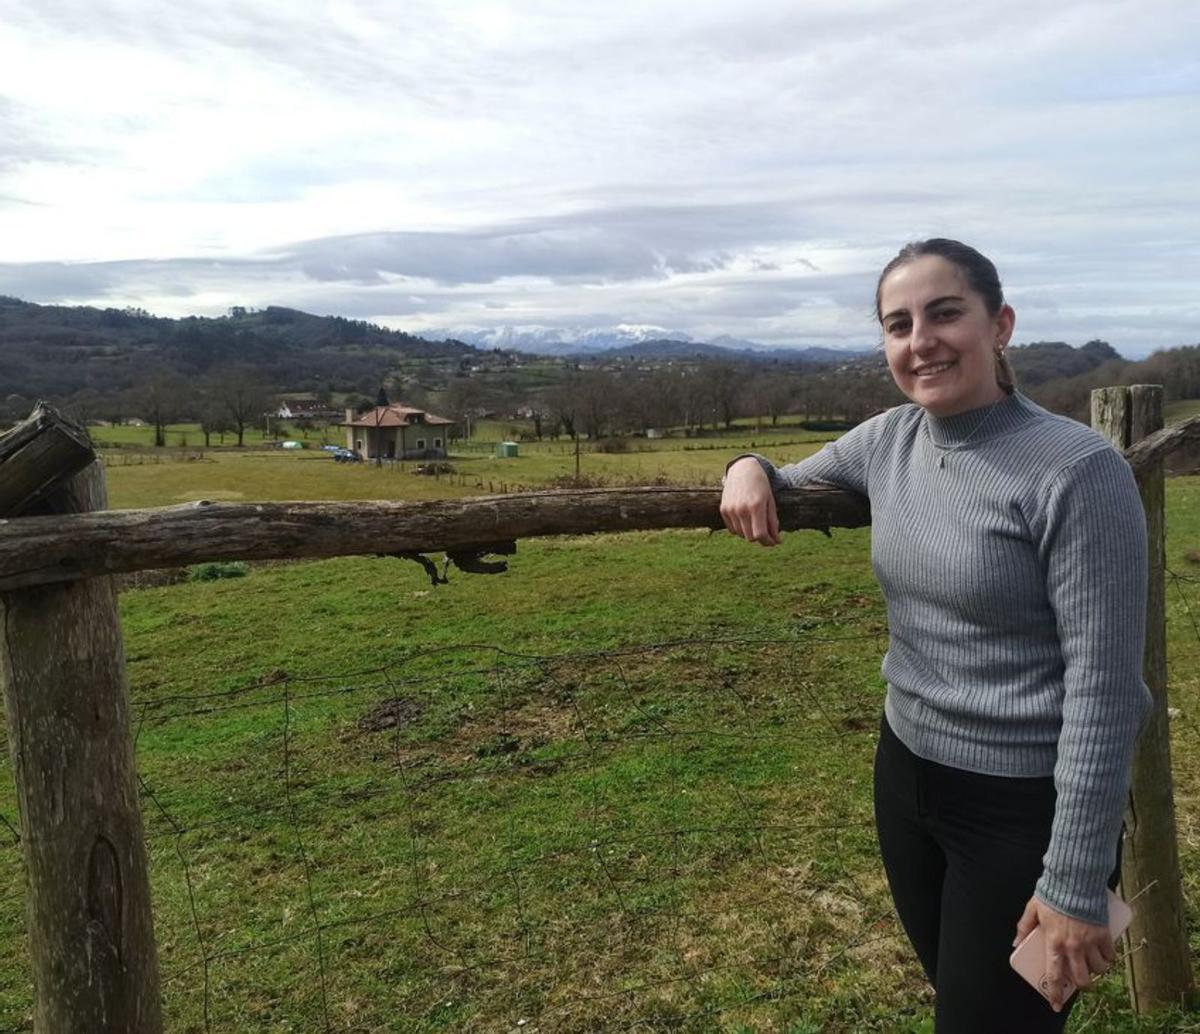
345, 407, 354, 425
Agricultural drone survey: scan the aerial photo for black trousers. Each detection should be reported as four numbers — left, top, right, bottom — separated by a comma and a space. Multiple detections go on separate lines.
873, 714, 1120, 1033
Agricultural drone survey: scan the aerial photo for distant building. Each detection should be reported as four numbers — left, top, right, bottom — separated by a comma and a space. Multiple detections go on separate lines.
276, 399, 341, 422
340, 404, 455, 460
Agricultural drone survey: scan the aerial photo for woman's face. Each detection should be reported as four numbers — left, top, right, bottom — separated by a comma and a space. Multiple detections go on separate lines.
878, 254, 1015, 417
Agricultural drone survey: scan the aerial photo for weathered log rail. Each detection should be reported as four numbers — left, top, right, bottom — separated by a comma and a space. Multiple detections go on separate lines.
2, 413, 1198, 593
0, 486, 872, 591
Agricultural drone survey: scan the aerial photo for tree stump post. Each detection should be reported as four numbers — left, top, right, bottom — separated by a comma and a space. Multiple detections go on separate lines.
1092, 384, 1195, 1013
0, 410, 162, 1032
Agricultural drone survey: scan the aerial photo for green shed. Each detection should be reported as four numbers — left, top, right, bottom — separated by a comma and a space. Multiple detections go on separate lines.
495, 441, 520, 458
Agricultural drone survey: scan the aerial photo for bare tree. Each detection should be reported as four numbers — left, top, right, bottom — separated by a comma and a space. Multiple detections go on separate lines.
575, 370, 617, 440
210, 365, 269, 447
618, 368, 674, 434
677, 365, 710, 432
444, 376, 486, 440
198, 400, 232, 448
745, 372, 800, 430
698, 361, 747, 430
546, 378, 580, 441
134, 366, 187, 447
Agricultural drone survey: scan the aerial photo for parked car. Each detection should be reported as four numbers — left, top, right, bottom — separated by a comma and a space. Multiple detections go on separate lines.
330, 448, 362, 463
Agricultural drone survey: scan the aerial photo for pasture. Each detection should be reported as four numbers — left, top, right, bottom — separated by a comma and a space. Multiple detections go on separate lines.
1167, 399, 1200, 426
0, 424, 1198, 1032
99, 426, 841, 511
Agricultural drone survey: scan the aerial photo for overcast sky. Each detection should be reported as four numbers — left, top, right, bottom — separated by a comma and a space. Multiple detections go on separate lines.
1, 0, 1197, 355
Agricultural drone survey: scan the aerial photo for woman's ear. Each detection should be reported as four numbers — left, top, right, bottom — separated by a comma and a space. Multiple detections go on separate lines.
995, 303, 1015, 349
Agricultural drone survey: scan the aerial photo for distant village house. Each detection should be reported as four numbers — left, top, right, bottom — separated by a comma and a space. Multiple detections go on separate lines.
276, 399, 341, 422
341, 404, 455, 460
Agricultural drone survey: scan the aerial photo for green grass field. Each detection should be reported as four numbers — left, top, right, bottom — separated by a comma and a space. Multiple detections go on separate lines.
1167, 399, 1200, 426
1, 432, 1198, 1031
100, 428, 840, 510
88, 413, 835, 453
92, 421, 338, 450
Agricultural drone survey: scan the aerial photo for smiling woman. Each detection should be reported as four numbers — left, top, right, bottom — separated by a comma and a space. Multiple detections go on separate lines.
875, 240, 1016, 417
720, 239, 1152, 1033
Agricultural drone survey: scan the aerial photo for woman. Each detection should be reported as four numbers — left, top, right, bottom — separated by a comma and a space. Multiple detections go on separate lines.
720, 239, 1151, 1031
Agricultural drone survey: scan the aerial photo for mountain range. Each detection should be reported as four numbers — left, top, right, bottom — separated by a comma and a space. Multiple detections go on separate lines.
426, 324, 871, 363
7, 295, 1188, 422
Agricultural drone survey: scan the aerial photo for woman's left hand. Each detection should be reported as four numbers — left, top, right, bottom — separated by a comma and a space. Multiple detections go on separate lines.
1013, 896, 1116, 1011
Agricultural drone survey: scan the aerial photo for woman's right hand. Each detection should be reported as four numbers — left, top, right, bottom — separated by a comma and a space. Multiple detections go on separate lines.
720, 457, 781, 546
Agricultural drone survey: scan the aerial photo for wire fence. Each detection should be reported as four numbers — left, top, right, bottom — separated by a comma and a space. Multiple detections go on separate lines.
1, 560, 1199, 1031
0, 617, 920, 1033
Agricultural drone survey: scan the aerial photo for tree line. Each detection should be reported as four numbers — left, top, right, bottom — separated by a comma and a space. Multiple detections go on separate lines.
44, 363, 275, 448
2, 290, 1198, 438
444, 361, 903, 442
6, 344, 1199, 445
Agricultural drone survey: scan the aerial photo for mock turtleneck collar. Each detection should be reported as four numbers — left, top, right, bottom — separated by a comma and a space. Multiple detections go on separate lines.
923, 390, 1039, 449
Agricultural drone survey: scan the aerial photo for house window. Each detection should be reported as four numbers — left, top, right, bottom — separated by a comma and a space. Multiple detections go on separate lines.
416, 438, 426, 449
355, 439, 363, 451
434, 437, 442, 447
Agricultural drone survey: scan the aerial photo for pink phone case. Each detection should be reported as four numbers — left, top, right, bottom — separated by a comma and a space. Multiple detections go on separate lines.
1009, 890, 1133, 1003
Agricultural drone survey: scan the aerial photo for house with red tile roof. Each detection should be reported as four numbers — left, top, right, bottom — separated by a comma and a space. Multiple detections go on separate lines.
340, 404, 456, 460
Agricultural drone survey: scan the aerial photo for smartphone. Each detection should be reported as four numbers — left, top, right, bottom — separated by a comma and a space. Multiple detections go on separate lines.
1009, 890, 1133, 1003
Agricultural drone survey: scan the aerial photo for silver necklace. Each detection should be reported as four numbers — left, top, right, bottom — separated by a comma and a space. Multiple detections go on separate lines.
926, 397, 1005, 468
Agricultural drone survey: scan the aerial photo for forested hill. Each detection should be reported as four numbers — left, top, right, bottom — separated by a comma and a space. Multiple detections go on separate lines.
1005, 339, 1123, 385
2, 295, 1198, 430
0, 297, 475, 399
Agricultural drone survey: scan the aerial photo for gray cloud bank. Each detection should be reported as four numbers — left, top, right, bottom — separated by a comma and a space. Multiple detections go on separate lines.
3, 197, 1197, 356
1, 1, 1198, 356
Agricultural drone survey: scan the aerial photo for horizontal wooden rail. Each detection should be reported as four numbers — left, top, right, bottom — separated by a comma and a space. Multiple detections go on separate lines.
1125, 410, 1200, 475
0, 411, 1195, 593
0, 485, 872, 591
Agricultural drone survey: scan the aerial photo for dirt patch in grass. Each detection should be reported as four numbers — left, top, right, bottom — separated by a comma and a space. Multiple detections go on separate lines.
359, 696, 423, 732
439, 696, 582, 766
355, 690, 584, 785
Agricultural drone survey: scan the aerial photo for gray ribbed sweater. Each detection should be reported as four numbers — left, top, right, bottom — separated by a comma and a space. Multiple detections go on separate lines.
749, 391, 1151, 925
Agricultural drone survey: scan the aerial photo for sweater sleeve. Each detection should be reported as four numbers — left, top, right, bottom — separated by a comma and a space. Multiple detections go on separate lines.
728, 408, 897, 497
1033, 446, 1152, 925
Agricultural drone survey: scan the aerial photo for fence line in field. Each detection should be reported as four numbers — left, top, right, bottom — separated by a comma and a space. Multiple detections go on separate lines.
1, 391, 1198, 1031
6, 581, 1174, 1033
54, 631, 903, 1031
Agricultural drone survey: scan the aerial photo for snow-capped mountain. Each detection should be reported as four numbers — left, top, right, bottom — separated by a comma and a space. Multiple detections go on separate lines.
421, 324, 873, 364
430, 324, 693, 355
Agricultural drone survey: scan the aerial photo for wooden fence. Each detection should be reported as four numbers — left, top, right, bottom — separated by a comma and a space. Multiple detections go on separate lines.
0, 391, 1198, 1031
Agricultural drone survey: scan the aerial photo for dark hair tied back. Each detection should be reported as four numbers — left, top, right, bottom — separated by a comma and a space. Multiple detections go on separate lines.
874, 238, 1005, 322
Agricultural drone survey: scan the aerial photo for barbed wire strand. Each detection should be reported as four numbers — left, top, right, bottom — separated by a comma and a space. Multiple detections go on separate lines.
20, 601, 1192, 1029
2, 623, 916, 1031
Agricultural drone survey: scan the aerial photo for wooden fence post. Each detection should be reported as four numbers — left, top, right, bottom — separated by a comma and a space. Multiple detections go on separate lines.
0, 412, 162, 1032
1092, 384, 1195, 1012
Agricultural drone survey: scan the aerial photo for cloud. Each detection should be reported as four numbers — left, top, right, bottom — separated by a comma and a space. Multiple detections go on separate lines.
0, 1, 1196, 356
280, 200, 817, 286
